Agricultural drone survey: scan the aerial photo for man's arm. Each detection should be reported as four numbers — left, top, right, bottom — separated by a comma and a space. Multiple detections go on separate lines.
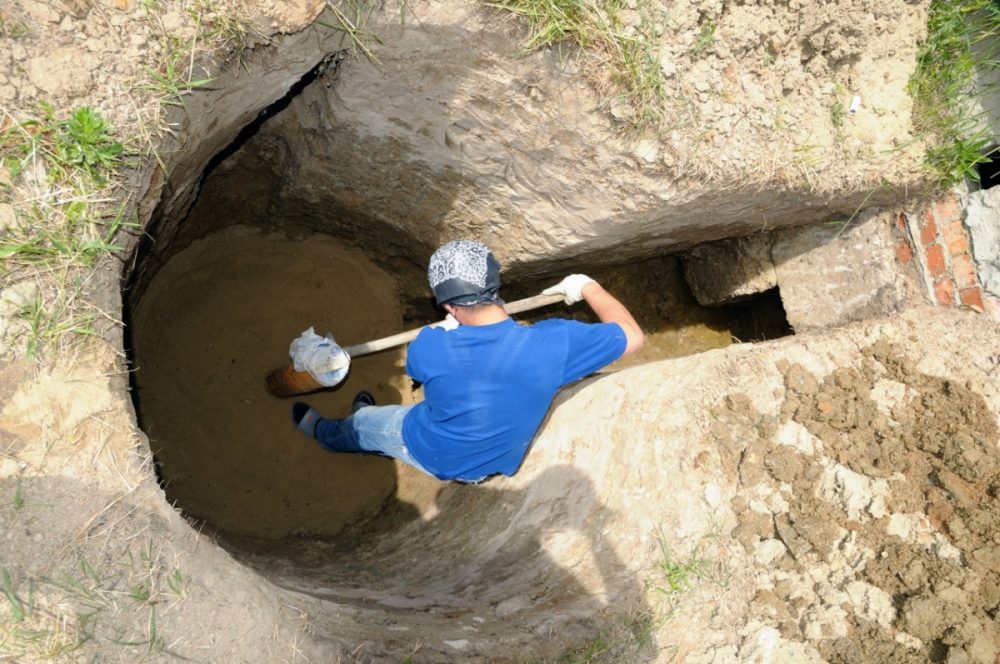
579, 281, 644, 355
543, 274, 645, 356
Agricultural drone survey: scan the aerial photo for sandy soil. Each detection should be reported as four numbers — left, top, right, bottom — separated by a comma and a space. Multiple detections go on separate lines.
131, 225, 417, 539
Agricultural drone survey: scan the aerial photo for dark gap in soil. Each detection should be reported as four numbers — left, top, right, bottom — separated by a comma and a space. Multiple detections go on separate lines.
716, 287, 792, 342
975, 144, 1000, 190
198, 52, 341, 187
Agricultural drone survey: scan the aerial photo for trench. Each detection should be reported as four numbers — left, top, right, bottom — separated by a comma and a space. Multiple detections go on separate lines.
123, 39, 791, 659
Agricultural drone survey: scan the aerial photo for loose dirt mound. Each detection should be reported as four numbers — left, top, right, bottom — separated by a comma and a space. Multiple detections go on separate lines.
721, 340, 1000, 663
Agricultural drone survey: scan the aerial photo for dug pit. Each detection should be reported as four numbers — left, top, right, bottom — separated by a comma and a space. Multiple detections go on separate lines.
123, 60, 791, 657
127, 224, 790, 541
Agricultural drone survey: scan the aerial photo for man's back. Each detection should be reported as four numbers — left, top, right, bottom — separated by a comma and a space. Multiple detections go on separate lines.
403, 318, 625, 481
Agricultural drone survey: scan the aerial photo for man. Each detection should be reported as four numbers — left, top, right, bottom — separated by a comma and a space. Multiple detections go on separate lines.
292, 239, 643, 482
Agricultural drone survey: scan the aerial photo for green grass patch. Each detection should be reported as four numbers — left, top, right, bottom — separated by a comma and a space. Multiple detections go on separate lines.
137, 47, 216, 109
0, 105, 139, 358
552, 609, 656, 664
486, 0, 671, 130
0, 542, 184, 661
909, 0, 1000, 187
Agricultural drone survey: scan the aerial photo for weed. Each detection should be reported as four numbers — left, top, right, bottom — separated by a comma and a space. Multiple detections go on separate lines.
165, 568, 186, 597
487, 0, 672, 130
17, 293, 100, 359
828, 186, 879, 239
691, 20, 716, 57
13, 476, 25, 510
186, 0, 248, 48
2, 568, 25, 622
52, 108, 124, 185
138, 48, 215, 109
830, 99, 845, 129
0, 12, 29, 39
656, 540, 706, 597
553, 607, 658, 664
316, 0, 384, 65
561, 633, 608, 663
1, 105, 137, 358
0, 543, 184, 660
129, 582, 151, 603
908, 0, 1000, 187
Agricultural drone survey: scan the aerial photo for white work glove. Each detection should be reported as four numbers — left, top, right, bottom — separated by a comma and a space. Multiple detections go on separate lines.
432, 313, 460, 331
542, 274, 596, 305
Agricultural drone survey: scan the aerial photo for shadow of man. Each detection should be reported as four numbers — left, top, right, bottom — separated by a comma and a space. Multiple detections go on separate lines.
282, 463, 657, 662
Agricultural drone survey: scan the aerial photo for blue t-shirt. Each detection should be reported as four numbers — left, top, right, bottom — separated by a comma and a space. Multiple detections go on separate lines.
402, 318, 627, 481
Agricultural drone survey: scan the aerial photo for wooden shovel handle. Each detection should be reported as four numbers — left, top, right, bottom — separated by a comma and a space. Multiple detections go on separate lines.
342, 292, 565, 358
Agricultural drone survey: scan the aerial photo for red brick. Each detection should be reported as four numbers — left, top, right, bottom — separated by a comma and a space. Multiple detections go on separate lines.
934, 278, 955, 306
925, 243, 946, 277
934, 196, 962, 224
951, 252, 978, 289
960, 287, 985, 311
895, 239, 913, 264
941, 220, 969, 256
920, 217, 938, 245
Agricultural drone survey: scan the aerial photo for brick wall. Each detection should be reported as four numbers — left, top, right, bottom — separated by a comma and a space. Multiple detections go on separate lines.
896, 193, 997, 319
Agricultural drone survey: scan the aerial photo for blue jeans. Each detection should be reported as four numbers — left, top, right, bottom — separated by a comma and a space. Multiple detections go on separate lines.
314, 404, 431, 475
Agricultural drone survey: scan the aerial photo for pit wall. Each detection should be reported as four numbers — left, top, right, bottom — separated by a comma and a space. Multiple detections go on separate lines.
156, 0, 935, 281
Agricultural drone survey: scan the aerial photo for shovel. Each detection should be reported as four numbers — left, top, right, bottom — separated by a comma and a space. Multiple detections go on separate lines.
265, 292, 565, 397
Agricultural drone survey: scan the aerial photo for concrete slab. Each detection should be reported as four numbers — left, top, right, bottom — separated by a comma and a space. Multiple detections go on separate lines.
771, 210, 916, 332
683, 235, 777, 306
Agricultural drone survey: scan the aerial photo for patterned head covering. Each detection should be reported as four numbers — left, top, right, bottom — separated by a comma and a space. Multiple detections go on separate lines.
427, 240, 503, 306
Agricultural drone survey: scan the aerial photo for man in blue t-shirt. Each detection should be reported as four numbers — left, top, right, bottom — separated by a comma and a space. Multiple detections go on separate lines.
291, 240, 644, 482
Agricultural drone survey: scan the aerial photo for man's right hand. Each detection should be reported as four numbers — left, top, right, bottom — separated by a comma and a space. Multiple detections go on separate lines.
542, 274, 596, 305
550, 277, 645, 356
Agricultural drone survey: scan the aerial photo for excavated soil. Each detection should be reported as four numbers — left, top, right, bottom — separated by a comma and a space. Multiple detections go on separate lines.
719, 340, 1000, 663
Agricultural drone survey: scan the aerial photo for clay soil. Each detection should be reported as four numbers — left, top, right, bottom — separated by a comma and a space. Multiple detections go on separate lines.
718, 341, 1000, 663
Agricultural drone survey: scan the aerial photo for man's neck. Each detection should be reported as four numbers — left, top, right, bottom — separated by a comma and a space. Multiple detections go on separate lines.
449, 303, 510, 327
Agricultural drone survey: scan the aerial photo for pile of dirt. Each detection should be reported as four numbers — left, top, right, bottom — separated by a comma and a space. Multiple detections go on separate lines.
721, 340, 1000, 662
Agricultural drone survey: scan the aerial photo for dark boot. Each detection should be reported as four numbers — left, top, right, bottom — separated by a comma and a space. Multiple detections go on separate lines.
351, 390, 376, 413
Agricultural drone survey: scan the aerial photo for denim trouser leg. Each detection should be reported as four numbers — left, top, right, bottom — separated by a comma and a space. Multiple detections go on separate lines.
314, 404, 430, 474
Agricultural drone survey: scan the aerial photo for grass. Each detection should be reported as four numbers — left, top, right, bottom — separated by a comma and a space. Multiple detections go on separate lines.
0, 104, 139, 359
486, 0, 672, 131
0, 0, 258, 361
316, 0, 384, 65
654, 537, 709, 599
552, 609, 656, 664
908, 0, 1000, 187
137, 47, 216, 109
690, 20, 716, 57
0, 541, 186, 661
0, 11, 29, 39
544, 532, 731, 664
